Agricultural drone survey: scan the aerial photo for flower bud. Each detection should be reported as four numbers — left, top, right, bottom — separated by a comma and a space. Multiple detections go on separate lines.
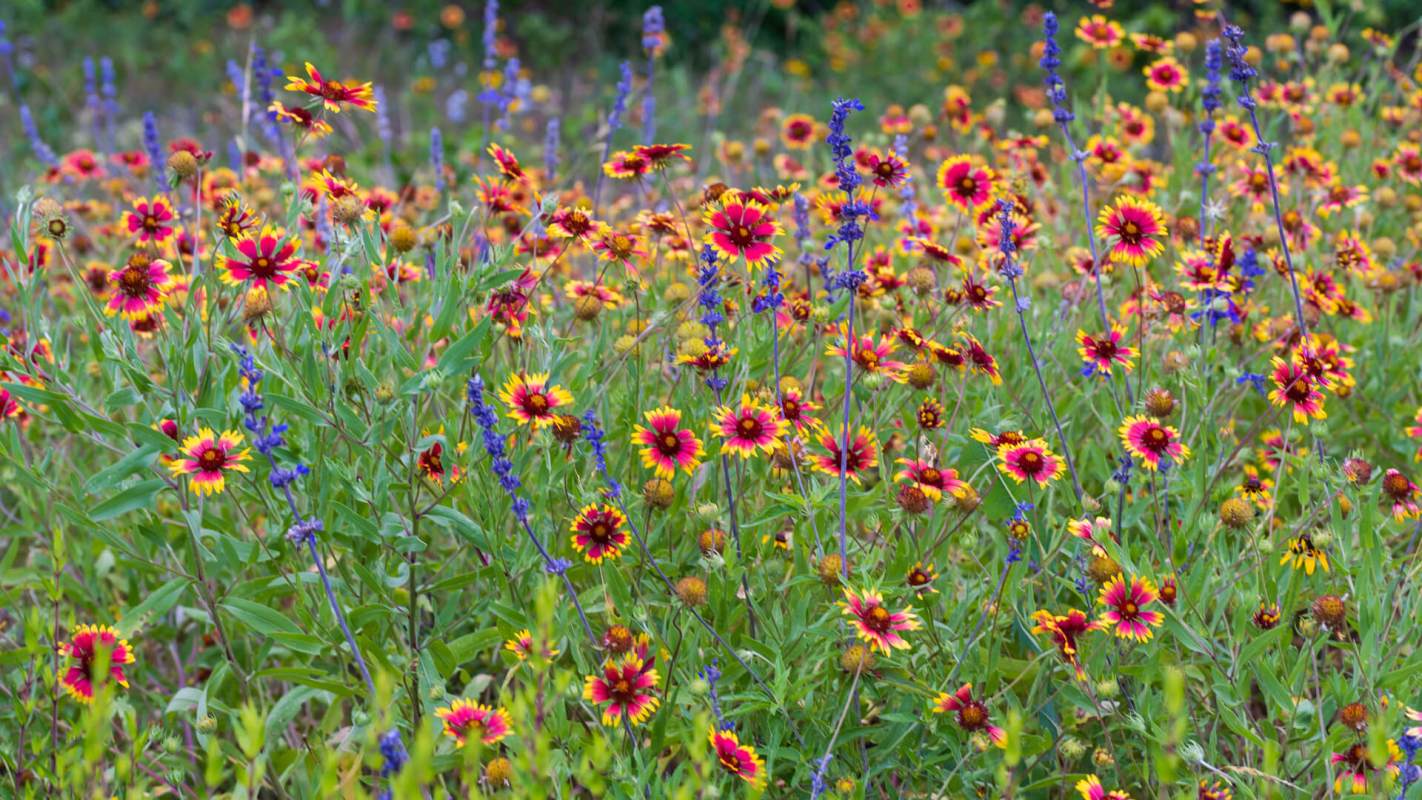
1220, 497, 1254, 529
906, 361, 935, 389
390, 224, 418, 253
1144, 387, 1175, 417
643, 478, 675, 510
332, 196, 366, 226
485, 757, 513, 786
840, 643, 875, 674
1312, 594, 1346, 629
168, 150, 199, 180
675, 576, 708, 607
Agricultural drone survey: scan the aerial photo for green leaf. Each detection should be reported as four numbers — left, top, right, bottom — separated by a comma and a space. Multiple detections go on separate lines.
90, 479, 167, 521
434, 316, 492, 376
84, 445, 160, 496
265, 686, 331, 741
430, 640, 457, 676
220, 598, 324, 655
118, 578, 189, 637
424, 505, 490, 549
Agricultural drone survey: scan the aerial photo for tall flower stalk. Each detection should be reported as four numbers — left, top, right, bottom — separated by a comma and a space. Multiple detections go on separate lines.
695, 245, 758, 630
467, 375, 596, 645
1221, 21, 1310, 341
232, 346, 408, 785
641, 6, 664, 143
1197, 39, 1223, 238
476, 0, 501, 164
1039, 11, 1131, 404
995, 199, 1084, 503
1195, 38, 1224, 349
591, 61, 634, 214
753, 252, 822, 552
825, 97, 870, 578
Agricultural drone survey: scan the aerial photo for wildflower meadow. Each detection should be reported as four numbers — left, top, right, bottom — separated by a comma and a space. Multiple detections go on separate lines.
5, 0, 1422, 797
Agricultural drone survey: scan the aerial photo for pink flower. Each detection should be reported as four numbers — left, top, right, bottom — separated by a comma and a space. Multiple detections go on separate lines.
704, 200, 782, 267
1098, 575, 1164, 642
840, 587, 919, 654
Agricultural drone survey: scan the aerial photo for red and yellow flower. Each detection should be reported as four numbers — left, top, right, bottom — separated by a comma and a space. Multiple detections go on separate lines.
268, 101, 333, 138
217, 226, 302, 291
590, 225, 648, 273
894, 459, 967, 502
1330, 740, 1402, 795
704, 199, 782, 267
1096, 197, 1167, 265
632, 406, 704, 479
812, 426, 879, 484
105, 255, 172, 320
1143, 56, 1188, 93
503, 629, 558, 661
905, 562, 938, 594
435, 700, 512, 746
781, 114, 817, 149
840, 587, 920, 654
122, 196, 178, 246
603, 150, 651, 181
864, 149, 909, 188
931, 683, 1006, 747
417, 441, 462, 485
712, 395, 786, 458
0, 388, 20, 422
499, 373, 574, 430
1236, 465, 1274, 509
1268, 357, 1326, 423
1399, 409, 1422, 460
709, 727, 767, 789
1097, 575, 1164, 642
826, 327, 908, 382
1382, 468, 1420, 520
569, 503, 630, 563
1076, 775, 1133, 800
169, 428, 251, 495
1077, 325, 1136, 376
583, 654, 660, 726
57, 624, 135, 703
1118, 415, 1190, 471
996, 438, 1066, 487
633, 143, 693, 172
548, 206, 600, 244
776, 384, 821, 434
486, 143, 526, 183
1068, 516, 1114, 552
1075, 15, 1124, 49
961, 334, 1003, 385
1031, 608, 1102, 680
284, 62, 377, 113
936, 155, 996, 212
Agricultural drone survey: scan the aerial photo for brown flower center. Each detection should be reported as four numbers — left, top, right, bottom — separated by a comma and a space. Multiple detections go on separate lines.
198, 448, 226, 472
119, 265, 150, 296
958, 701, 987, 729
865, 605, 892, 633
